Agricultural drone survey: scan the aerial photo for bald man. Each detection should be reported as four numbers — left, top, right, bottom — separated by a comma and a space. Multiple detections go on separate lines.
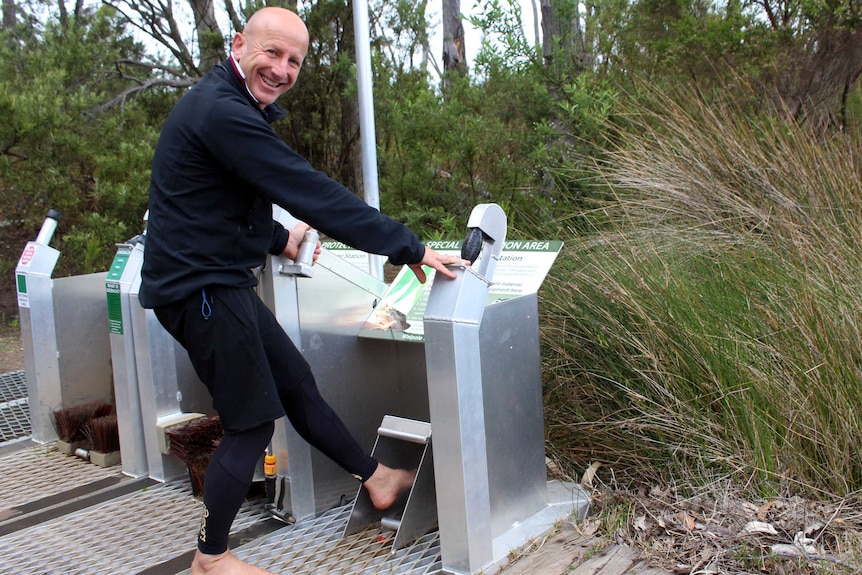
140, 7, 466, 574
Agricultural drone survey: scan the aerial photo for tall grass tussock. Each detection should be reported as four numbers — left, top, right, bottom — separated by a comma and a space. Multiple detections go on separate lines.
540, 83, 862, 499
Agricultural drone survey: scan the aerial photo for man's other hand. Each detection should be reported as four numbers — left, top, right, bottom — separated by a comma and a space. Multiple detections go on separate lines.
408, 246, 470, 283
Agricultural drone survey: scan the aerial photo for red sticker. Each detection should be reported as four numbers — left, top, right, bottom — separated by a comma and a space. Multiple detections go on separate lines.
19, 244, 35, 266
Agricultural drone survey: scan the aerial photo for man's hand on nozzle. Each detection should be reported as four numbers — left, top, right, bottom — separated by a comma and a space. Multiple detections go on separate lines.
408, 246, 470, 283
283, 222, 321, 264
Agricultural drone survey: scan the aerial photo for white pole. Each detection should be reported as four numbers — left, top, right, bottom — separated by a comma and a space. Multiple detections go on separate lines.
352, 0, 386, 280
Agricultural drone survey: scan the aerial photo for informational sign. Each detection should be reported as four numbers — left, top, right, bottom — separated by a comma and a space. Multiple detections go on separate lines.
359, 239, 563, 342
322, 240, 371, 272
16, 273, 28, 309
105, 253, 129, 334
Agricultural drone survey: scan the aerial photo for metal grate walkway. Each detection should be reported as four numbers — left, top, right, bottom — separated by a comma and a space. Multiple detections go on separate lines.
0, 370, 29, 445
0, 370, 446, 575
0, 444, 272, 575
0, 443, 120, 510
179, 505, 443, 575
0, 432, 446, 575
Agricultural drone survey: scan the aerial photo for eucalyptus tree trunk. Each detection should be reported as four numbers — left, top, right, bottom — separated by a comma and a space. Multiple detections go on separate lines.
338, 8, 363, 195
540, 0, 586, 71
540, 0, 558, 65
187, 0, 225, 73
442, 0, 466, 75
784, 28, 862, 131
530, 0, 540, 48
2, 0, 15, 29
57, 0, 85, 29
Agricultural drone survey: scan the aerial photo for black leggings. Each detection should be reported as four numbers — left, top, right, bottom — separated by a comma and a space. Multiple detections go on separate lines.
155, 287, 379, 555
197, 370, 381, 554
197, 422, 274, 555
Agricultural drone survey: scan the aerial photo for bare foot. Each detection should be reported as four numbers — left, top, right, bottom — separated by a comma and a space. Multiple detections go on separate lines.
363, 464, 417, 510
191, 549, 275, 575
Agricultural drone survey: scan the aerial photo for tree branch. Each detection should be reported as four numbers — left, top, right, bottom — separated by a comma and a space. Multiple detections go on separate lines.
87, 76, 197, 114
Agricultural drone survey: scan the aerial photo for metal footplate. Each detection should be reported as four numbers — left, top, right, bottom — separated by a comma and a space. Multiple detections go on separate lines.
344, 415, 437, 551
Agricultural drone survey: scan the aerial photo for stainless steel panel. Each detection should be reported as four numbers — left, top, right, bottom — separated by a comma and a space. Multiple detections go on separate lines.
260, 246, 432, 521
480, 294, 548, 537
52, 272, 114, 407
424, 267, 489, 325
17, 245, 113, 443
296, 256, 431, 514
18, 303, 55, 442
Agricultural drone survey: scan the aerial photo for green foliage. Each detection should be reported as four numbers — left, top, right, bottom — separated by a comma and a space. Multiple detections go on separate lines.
371, 0, 431, 77
607, 0, 770, 86
374, 0, 621, 237
274, 0, 361, 189
468, 0, 537, 74
0, 7, 164, 275
374, 69, 563, 236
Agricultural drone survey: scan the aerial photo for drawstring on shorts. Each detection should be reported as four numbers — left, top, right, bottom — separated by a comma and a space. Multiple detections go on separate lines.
201, 288, 212, 320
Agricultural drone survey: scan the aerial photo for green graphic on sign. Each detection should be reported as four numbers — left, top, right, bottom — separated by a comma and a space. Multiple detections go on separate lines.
106, 253, 129, 334
16, 274, 26, 294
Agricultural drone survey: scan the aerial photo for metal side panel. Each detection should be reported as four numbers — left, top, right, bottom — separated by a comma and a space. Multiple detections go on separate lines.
283, 262, 430, 519
20, 275, 61, 443
52, 272, 114, 408
480, 294, 548, 537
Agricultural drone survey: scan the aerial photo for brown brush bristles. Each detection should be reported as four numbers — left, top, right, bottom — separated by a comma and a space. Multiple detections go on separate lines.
50, 401, 113, 443
83, 414, 120, 453
165, 415, 223, 497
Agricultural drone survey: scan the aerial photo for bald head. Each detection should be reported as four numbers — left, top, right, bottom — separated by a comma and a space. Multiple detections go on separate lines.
243, 7, 309, 46
232, 7, 309, 108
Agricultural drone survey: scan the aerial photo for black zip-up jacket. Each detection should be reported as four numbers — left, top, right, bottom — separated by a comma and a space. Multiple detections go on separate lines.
139, 60, 424, 308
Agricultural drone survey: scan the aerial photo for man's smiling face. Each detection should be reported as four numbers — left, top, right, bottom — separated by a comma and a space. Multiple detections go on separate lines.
231, 8, 308, 109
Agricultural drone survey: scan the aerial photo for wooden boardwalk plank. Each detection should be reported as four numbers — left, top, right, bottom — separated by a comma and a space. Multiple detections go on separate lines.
502, 538, 674, 575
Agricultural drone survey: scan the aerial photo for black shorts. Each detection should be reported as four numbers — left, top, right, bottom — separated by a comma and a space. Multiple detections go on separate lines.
154, 285, 310, 433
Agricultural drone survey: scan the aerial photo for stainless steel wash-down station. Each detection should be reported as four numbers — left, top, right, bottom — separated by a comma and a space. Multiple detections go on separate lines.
1, 204, 589, 575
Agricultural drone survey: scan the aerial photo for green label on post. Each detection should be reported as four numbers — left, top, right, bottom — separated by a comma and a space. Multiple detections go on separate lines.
107, 253, 129, 281
105, 252, 129, 334
16, 274, 29, 308
106, 282, 123, 334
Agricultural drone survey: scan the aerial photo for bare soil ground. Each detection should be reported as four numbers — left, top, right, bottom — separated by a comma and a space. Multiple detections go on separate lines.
0, 323, 23, 373
497, 471, 862, 575
1, 223, 27, 373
